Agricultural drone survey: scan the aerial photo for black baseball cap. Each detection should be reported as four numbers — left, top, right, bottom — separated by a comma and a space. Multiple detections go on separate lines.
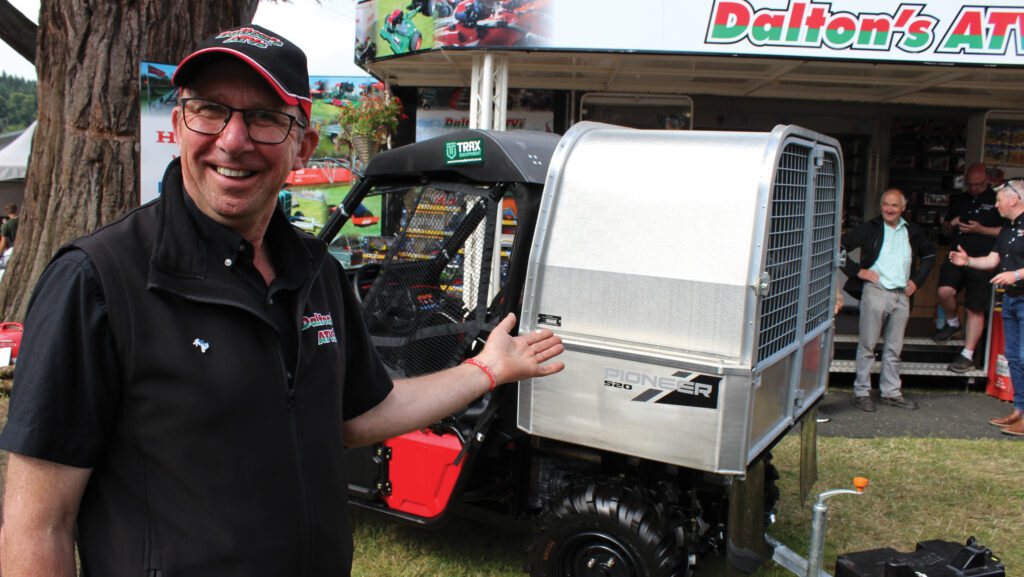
172, 24, 312, 120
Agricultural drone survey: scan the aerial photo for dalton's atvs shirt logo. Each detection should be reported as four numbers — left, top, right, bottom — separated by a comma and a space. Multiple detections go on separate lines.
216, 27, 283, 49
707, 1, 1024, 57
303, 312, 337, 345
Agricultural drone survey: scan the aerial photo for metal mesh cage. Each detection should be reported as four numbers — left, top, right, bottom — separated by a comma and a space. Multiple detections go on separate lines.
359, 185, 498, 378
805, 152, 839, 333
757, 143, 809, 364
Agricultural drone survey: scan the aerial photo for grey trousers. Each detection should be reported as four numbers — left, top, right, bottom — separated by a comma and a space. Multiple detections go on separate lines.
854, 282, 910, 398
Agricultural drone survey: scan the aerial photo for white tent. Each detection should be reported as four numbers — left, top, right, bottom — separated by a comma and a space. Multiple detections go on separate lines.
0, 121, 35, 182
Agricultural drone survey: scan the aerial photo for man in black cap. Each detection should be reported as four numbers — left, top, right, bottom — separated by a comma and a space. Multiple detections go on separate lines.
0, 25, 564, 577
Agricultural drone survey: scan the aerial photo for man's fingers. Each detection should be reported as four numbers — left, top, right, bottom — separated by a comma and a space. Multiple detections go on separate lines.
536, 361, 566, 376
534, 342, 565, 362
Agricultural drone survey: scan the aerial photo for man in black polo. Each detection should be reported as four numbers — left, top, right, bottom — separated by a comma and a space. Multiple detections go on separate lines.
935, 163, 1006, 373
0, 25, 564, 576
949, 179, 1024, 435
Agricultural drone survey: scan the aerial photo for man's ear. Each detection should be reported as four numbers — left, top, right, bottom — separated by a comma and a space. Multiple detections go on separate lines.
293, 126, 320, 171
171, 106, 184, 152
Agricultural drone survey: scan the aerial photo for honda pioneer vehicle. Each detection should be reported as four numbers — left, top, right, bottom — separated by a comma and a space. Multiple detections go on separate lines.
319, 122, 842, 576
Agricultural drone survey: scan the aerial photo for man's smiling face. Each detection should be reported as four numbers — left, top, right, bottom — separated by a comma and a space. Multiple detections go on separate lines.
172, 59, 316, 238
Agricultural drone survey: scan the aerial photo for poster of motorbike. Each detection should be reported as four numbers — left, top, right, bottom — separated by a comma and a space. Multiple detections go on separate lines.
356, 0, 1024, 67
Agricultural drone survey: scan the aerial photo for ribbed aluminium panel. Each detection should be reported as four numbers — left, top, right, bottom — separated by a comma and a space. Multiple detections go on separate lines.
757, 143, 808, 364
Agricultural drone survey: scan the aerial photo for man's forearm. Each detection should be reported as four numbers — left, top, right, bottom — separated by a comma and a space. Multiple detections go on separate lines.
343, 361, 492, 447
0, 529, 78, 577
1, 454, 91, 577
965, 253, 1000, 270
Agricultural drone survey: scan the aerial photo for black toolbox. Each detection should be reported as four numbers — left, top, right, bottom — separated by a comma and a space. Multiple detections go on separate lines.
835, 537, 1004, 577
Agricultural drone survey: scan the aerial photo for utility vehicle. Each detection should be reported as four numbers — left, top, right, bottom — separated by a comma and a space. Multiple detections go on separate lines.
319, 122, 842, 576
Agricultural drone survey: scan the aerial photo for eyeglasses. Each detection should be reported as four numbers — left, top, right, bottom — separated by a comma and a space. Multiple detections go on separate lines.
997, 180, 1024, 200
178, 97, 307, 145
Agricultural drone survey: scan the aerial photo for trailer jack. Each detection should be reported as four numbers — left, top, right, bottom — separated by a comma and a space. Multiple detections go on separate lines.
767, 477, 869, 577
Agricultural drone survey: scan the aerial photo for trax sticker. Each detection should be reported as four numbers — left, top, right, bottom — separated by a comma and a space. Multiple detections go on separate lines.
603, 368, 720, 410
303, 312, 338, 346
444, 138, 484, 166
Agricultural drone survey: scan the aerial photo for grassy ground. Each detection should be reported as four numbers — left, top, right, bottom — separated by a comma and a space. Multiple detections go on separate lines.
0, 389, 1018, 575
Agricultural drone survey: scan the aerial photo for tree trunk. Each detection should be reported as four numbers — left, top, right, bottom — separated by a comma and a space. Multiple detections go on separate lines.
0, 0, 258, 322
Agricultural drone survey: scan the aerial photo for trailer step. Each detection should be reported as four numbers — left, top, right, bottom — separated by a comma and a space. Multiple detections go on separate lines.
829, 359, 987, 378
832, 334, 965, 348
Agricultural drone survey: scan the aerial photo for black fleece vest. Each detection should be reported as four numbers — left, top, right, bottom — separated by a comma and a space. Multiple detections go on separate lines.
65, 160, 390, 577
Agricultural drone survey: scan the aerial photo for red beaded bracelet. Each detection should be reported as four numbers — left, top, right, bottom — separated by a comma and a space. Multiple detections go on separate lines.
464, 358, 496, 391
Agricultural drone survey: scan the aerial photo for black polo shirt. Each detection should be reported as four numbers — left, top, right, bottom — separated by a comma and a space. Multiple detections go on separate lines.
946, 187, 1005, 256
997, 212, 1024, 296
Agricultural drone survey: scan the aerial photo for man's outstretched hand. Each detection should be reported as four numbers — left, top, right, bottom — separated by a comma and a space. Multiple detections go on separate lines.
475, 313, 565, 386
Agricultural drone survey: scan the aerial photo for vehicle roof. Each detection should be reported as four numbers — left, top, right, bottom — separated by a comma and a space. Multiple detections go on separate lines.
363, 129, 561, 185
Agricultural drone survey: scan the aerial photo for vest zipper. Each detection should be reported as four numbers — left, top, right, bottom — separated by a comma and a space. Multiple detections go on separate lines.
286, 257, 321, 577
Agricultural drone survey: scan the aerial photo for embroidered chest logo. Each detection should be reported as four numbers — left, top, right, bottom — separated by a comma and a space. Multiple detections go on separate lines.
192, 338, 210, 353
302, 312, 337, 345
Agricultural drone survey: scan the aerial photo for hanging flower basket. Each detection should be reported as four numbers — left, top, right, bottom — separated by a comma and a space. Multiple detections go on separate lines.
349, 133, 379, 165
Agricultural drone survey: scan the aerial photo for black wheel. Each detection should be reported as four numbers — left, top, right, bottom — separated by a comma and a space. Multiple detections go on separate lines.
411, 30, 423, 51
530, 484, 690, 577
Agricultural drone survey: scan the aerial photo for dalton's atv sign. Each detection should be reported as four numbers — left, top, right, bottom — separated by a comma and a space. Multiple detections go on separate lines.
353, 0, 1024, 68
707, 1, 1024, 57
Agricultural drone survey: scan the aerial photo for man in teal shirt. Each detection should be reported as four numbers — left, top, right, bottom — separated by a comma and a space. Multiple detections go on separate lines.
841, 188, 936, 411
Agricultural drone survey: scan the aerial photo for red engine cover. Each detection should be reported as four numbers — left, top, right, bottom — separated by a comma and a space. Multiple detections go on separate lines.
0, 322, 23, 364
382, 429, 465, 519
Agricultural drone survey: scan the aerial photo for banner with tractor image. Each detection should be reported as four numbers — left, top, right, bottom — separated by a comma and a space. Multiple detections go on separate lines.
355, 0, 552, 60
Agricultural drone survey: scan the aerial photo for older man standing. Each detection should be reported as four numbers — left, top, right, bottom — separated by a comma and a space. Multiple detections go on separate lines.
0, 25, 564, 576
950, 179, 1024, 435
842, 188, 936, 411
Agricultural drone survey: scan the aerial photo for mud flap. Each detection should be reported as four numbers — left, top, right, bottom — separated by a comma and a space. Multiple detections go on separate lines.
726, 459, 769, 575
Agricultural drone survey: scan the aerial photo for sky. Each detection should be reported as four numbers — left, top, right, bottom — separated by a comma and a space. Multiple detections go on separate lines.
0, 0, 365, 81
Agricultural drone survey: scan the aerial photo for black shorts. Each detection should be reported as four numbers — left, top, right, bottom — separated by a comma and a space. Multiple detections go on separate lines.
938, 259, 995, 312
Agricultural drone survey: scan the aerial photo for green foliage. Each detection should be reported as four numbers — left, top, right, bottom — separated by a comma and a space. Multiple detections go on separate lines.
0, 73, 37, 133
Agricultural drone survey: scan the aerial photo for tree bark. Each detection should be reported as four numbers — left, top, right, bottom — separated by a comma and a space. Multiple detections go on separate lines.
0, 0, 258, 322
